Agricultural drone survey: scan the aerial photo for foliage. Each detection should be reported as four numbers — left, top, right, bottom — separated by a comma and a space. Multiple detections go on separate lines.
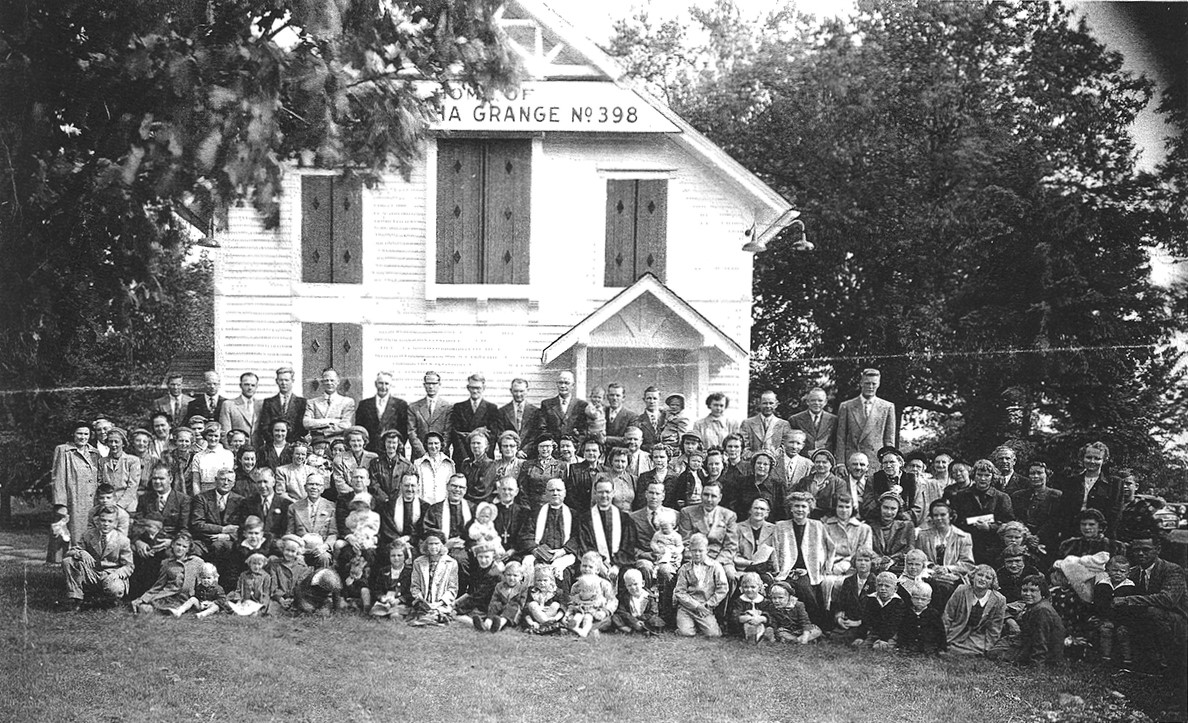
609, 0, 1187, 468
0, 0, 520, 390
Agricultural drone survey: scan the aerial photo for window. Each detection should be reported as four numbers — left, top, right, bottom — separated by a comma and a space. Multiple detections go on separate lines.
302, 323, 362, 399
301, 176, 362, 284
605, 179, 667, 286
436, 139, 531, 285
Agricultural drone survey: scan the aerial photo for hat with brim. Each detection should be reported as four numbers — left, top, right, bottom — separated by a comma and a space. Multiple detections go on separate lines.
345, 425, 370, 444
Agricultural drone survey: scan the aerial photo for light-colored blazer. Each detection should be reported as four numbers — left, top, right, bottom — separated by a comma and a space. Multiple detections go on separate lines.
834, 395, 896, 465
219, 395, 265, 440
772, 518, 834, 585
303, 393, 356, 439
738, 415, 793, 457
276, 462, 318, 500
411, 554, 459, 607
914, 526, 976, 578
734, 520, 778, 571
677, 504, 738, 565
287, 497, 338, 542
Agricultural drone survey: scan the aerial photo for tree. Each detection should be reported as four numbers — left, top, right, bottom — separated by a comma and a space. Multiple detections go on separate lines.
0, 0, 519, 389
610, 0, 1186, 469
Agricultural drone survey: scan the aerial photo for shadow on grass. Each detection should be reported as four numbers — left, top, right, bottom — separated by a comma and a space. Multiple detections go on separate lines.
0, 560, 1179, 723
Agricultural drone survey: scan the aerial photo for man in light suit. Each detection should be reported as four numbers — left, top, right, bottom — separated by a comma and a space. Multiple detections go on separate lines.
303, 367, 356, 443
185, 370, 228, 423
219, 372, 265, 443
448, 373, 500, 464
603, 382, 636, 450
151, 372, 193, 427
286, 473, 337, 567
835, 368, 897, 467
790, 387, 838, 453
540, 370, 589, 440
495, 378, 545, 456
409, 370, 451, 457
259, 366, 307, 445
738, 390, 794, 459
356, 371, 416, 455
913, 498, 975, 607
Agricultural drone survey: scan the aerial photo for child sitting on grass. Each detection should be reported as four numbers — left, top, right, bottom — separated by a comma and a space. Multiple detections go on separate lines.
456, 544, 502, 620
172, 562, 229, 618
1008, 574, 1065, 666
523, 567, 566, 635
853, 571, 905, 650
1092, 554, 1136, 670
673, 533, 729, 638
731, 572, 769, 643
131, 531, 205, 615
612, 568, 665, 635
269, 535, 310, 615
766, 581, 821, 644
369, 540, 413, 619
896, 583, 946, 654
565, 552, 616, 638
649, 509, 684, 577
475, 561, 527, 632
228, 552, 272, 616
408, 531, 458, 626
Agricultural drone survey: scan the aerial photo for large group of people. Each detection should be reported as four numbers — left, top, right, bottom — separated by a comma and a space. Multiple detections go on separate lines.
49, 366, 1186, 678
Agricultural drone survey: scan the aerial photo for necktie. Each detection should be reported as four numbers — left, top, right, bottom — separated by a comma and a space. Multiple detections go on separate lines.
172, 399, 179, 421
218, 494, 226, 512
1141, 569, 1150, 591
208, 396, 215, 413
863, 399, 872, 418
650, 511, 657, 528
281, 396, 288, 414
428, 399, 435, 416
159, 497, 165, 513
515, 405, 522, 429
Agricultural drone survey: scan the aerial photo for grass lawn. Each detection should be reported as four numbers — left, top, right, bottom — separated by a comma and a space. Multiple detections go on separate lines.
0, 528, 1178, 723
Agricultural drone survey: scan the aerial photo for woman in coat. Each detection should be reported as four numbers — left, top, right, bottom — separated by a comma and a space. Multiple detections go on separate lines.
944, 564, 1007, 655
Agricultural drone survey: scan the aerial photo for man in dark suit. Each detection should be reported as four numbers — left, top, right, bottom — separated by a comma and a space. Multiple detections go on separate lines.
577, 479, 638, 576
422, 473, 477, 586
1113, 534, 1187, 678
259, 366, 307, 445
495, 378, 545, 455
356, 371, 416, 455
188, 467, 247, 566
409, 370, 451, 460
790, 387, 838, 454
241, 470, 292, 541
150, 372, 193, 427
540, 370, 589, 442
492, 476, 531, 562
448, 373, 500, 465
185, 370, 228, 425
131, 462, 193, 595
604, 382, 636, 449
632, 386, 668, 452
378, 472, 428, 552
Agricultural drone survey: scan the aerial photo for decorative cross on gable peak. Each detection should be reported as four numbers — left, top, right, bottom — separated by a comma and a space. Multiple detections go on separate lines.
495, 1, 605, 79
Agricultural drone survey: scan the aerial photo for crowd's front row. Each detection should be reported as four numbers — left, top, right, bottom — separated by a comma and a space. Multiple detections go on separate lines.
58, 466, 1185, 680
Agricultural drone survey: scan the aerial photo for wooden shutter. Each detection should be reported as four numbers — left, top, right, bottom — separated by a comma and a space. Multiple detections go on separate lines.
604, 179, 636, 287
302, 177, 333, 283
332, 323, 363, 401
436, 140, 484, 284
302, 323, 333, 397
634, 180, 667, 282
332, 178, 363, 284
482, 140, 531, 284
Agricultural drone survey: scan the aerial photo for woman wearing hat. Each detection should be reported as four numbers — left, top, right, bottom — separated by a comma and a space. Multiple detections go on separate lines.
50, 421, 103, 558
791, 449, 847, 520
731, 450, 786, 521
517, 435, 566, 508
128, 428, 159, 492
330, 426, 378, 500
100, 427, 142, 514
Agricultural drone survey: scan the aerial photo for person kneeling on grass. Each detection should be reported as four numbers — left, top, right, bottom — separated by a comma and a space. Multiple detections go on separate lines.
523, 567, 566, 635
61, 506, 134, 611
731, 572, 769, 643
766, 581, 821, 644
408, 530, 458, 626
673, 533, 729, 638
612, 568, 665, 635
172, 562, 230, 618
895, 582, 946, 655
269, 534, 310, 615
131, 530, 205, 615
853, 572, 904, 650
565, 552, 617, 638
369, 540, 413, 619
1005, 574, 1065, 666
474, 561, 527, 632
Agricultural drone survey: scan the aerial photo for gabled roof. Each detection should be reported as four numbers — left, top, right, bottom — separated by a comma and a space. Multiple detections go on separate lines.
511, 0, 796, 251
541, 274, 749, 365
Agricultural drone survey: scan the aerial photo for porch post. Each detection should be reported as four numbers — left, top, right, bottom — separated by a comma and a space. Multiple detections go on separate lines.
696, 347, 710, 407
574, 343, 588, 398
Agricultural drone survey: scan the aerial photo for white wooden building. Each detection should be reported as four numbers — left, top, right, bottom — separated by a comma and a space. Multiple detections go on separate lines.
211, 0, 796, 414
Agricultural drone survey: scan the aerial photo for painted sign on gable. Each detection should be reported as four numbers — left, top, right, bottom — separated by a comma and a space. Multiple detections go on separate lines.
430, 81, 680, 133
